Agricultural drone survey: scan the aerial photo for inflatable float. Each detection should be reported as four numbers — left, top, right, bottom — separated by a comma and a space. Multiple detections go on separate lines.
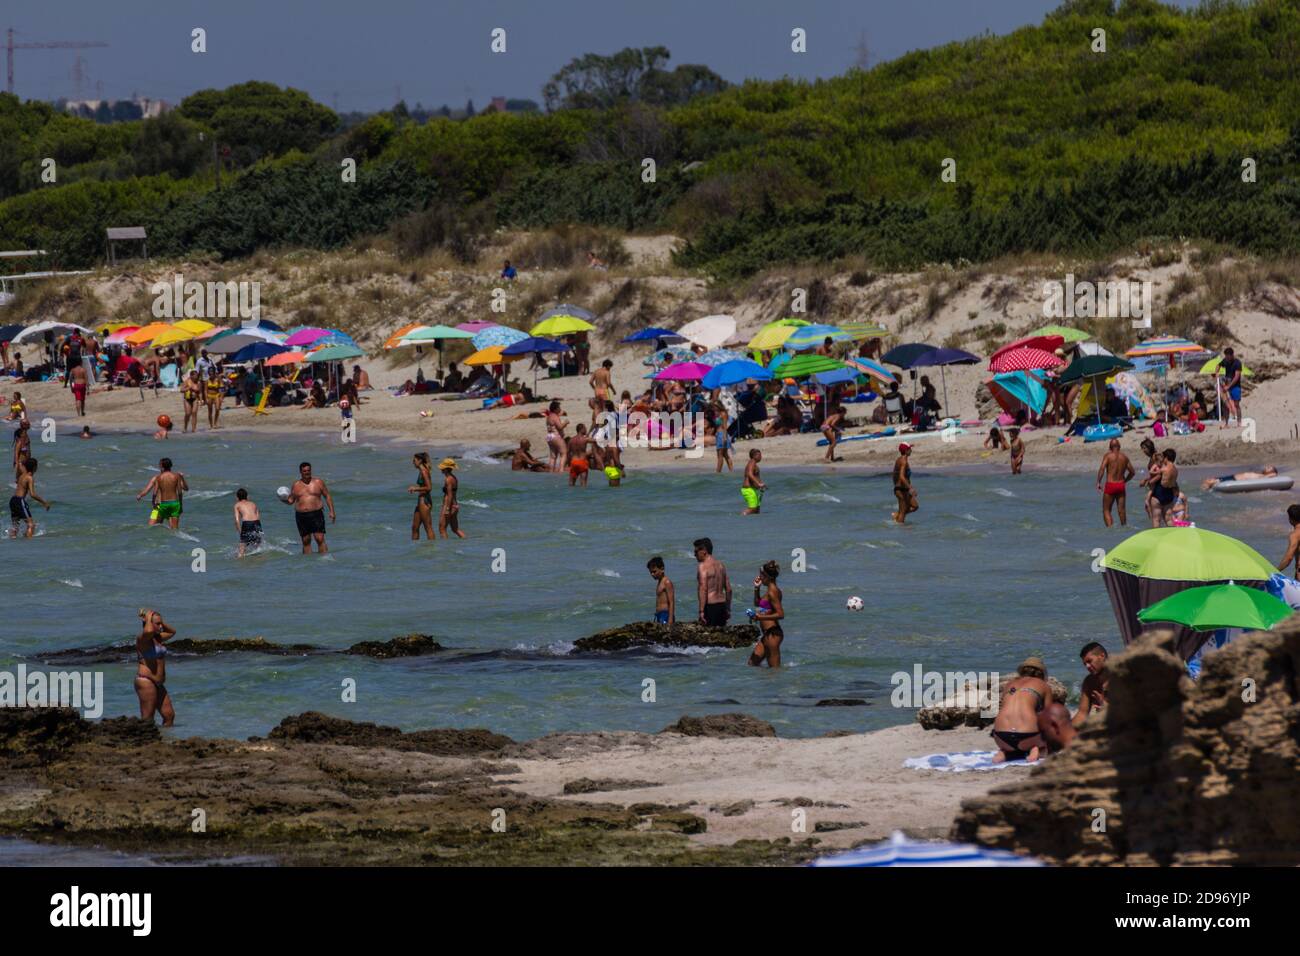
1082, 423, 1123, 443
1213, 476, 1295, 494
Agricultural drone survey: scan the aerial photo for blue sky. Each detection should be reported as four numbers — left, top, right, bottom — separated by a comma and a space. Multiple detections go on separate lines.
12, 0, 1201, 111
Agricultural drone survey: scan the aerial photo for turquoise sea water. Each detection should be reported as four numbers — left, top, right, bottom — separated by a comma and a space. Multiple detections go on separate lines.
2, 426, 1290, 741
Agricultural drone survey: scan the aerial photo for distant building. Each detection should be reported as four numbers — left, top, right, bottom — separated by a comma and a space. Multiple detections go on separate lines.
62, 96, 171, 122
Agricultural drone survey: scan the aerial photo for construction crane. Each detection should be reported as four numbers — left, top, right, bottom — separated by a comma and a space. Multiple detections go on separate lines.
6, 28, 108, 96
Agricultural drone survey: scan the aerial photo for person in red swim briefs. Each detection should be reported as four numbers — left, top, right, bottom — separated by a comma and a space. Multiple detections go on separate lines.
69, 363, 89, 416
1096, 438, 1135, 528
565, 424, 597, 487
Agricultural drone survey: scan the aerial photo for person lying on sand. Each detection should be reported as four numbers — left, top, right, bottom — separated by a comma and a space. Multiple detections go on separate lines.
991, 657, 1051, 763
1072, 642, 1109, 728
1201, 465, 1279, 490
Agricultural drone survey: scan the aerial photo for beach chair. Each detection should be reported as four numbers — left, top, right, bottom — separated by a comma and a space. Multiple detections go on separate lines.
883, 393, 905, 423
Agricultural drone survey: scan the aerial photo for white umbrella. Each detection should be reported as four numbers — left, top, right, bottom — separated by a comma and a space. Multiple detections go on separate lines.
11, 321, 92, 345
677, 314, 737, 350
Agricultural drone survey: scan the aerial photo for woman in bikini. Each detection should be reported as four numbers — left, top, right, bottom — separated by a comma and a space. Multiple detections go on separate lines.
544, 401, 568, 473
181, 371, 202, 432
438, 458, 466, 539
748, 560, 785, 668
205, 367, 224, 429
892, 442, 918, 524
408, 452, 435, 540
991, 657, 1050, 762
135, 608, 176, 727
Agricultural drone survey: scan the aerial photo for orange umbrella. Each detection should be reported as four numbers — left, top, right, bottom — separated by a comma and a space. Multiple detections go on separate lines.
265, 350, 306, 367
125, 322, 175, 346
384, 323, 425, 349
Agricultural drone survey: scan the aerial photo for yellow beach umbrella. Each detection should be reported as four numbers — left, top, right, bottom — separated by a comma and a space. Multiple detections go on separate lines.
748, 323, 799, 351
531, 315, 594, 337
172, 319, 215, 335
124, 322, 174, 346
149, 326, 199, 348
464, 345, 518, 367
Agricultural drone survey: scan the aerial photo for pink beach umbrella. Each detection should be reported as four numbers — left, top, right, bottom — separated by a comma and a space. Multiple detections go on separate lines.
654, 361, 713, 382
284, 327, 333, 347
456, 321, 500, 333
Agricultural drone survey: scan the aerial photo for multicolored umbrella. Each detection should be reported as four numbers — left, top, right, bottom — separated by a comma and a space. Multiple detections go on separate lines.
643, 346, 694, 367
124, 322, 174, 346
654, 361, 712, 382
839, 321, 889, 340
530, 315, 594, 337
104, 327, 141, 346
843, 356, 897, 387
1138, 583, 1293, 632
771, 353, 845, 379
990, 335, 1066, 365
696, 348, 748, 367
455, 320, 500, 334
1125, 335, 1204, 357
811, 831, 1043, 868
1102, 526, 1276, 660
472, 325, 529, 350
383, 323, 425, 349
783, 323, 852, 350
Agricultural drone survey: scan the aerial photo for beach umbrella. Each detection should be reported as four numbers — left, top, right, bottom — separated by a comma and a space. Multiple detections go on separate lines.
472, 325, 529, 350
988, 371, 1048, 415
98, 321, 136, 334
991, 335, 1066, 363
989, 346, 1063, 374
123, 322, 174, 346
538, 303, 595, 323
284, 327, 335, 348
880, 343, 936, 368
678, 314, 737, 350
811, 367, 862, 388
265, 350, 306, 367
748, 318, 811, 351
206, 332, 281, 354
909, 347, 979, 414
1200, 354, 1253, 424
148, 326, 199, 348
103, 326, 141, 346
12, 320, 94, 345
696, 348, 748, 367
772, 353, 845, 379
172, 319, 215, 336
455, 320, 500, 334
196, 325, 230, 340
465, 345, 521, 367
228, 341, 290, 364
398, 324, 473, 345
783, 323, 853, 351
1125, 335, 1203, 357
1102, 527, 1276, 660
1027, 324, 1090, 343
530, 315, 595, 337
623, 326, 684, 344
843, 356, 897, 388
382, 323, 426, 349
503, 335, 572, 391
701, 359, 771, 390
643, 345, 694, 367
811, 831, 1043, 868
307, 344, 365, 363
839, 320, 890, 340
1056, 354, 1135, 423
1138, 583, 1293, 633
654, 361, 712, 382
1076, 341, 1114, 358
0, 324, 24, 344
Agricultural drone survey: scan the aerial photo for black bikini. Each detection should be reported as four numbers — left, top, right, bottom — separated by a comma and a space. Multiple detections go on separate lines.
992, 683, 1045, 757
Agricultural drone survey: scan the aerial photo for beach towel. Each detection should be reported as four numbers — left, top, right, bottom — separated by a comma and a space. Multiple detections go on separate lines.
159, 364, 180, 389
903, 751, 1037, 773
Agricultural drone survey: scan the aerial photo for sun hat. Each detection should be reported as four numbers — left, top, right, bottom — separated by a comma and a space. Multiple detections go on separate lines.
438, 457, 457, 470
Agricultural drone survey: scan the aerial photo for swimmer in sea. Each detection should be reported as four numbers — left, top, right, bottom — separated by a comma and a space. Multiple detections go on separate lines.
438, 457, 466, 538
647, 555, 675, 625
741, 448, 765, 515
892, 442, 917, 523
233, 487, 263, 557
565, 425, 597, 488
285, 461, 335, 554
747, 560, 785, 668
136, 457, 188, 529
1096, 438, 1135, 527
8, 457, 49, 538
135, 608, 176, 727
408, 452, 435, 540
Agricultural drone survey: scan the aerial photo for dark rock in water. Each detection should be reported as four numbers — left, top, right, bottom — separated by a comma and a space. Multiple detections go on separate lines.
815, 698, 868, 707
344, 634, 443, 658
0, 708, 158, 763
268, 711, 513, 756
574, 622, 755, 653
28, 643, 136, 665
167, 637, 320, 655
562, 777, 662, 794
820, 730, 855, 738
659, 713, 776, 738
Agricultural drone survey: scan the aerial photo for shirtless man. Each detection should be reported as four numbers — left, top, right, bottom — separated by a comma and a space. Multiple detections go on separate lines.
741, 448, 766, 515
12, 420, 31, 481
1278, 505, 1300, 579
511, 438, 547, 472
1096, 439, 1135, 527
136, 457, 188, 529
694, 537, 732, 627
1149, 448, 1180, 527
1038, 702, 1077, 753
69, 362, 88, 416
1072, 642, 1109, 728
286, 461, 335, 553
233, 487, 263, 557
991, 657, 1051, 763
565, 425, 597, 487
590, 359, 614, 410
8, 458, 49, 538
1202, 465, 1280, 491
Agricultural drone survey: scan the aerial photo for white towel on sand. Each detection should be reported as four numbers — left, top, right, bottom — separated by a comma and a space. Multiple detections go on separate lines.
903, 751, 1035, 773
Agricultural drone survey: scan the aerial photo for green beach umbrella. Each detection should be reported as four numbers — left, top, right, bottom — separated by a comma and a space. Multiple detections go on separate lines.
308, 344, 365, 362
1199, 356, 1253, 377
398, 324, 474, 344
1028, 324, 1091, 343
1138, 584, 1293, 632
772, 354, 845, 379
1102, 527, 1275, 581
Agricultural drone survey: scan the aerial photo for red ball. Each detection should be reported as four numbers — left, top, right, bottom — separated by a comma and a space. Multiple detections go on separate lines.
157, 415, 173, 428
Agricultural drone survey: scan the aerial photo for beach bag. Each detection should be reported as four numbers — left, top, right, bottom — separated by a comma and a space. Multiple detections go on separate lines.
1153, 420, 1167, 437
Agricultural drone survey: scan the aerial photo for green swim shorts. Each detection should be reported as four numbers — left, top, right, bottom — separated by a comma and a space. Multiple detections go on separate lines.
153, 500, 182, 520
741, 487, 761, 509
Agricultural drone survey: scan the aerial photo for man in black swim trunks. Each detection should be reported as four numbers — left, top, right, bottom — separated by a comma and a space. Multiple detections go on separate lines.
694, 537, 732, 626
285, 461, 335, 554
233, 487, 263, 558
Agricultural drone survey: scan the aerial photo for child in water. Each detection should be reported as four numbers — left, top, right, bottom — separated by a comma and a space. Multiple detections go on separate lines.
647, 555, 675, 625
1008, 428, 1025, 474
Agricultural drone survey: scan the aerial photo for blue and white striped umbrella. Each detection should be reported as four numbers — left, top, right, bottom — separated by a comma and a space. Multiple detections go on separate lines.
783, 323, 853, 350
472, 325, 529, 350
810, 831, 1044, 867
696, 348, 748, 367
642, 346, 694, 367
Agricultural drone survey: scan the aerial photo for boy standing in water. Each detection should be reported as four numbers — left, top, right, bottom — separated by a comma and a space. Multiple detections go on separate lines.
1008, 428, 1025, 474
9, 457, 50, 538
741, 448, 765, 514
234, 488, 263, 557
647, 556, 675, 625
136, 458, 188, 529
